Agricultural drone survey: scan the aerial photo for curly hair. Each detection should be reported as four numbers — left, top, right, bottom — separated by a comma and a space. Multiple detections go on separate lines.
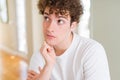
38, 0, 83, 23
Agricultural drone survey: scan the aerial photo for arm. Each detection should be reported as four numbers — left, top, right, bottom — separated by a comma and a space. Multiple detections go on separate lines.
27, 42, 56, 80
27, 65, 54, 80
83, 43, 111, 80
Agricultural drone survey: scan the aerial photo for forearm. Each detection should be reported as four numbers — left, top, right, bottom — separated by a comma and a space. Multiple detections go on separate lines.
39, 65, 54, 80
39, 41, 56, 80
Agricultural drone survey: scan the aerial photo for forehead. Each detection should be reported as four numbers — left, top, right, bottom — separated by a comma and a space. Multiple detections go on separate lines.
44, 7, 70, 18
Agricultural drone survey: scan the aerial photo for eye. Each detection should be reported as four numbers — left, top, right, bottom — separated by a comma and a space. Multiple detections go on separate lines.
58, 19, 64, 25
44, 16, 50, 22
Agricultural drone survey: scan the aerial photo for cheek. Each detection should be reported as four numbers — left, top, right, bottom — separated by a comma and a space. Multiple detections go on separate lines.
43, 22, 46, 28
42, 23, 47, 37
57, 27, 70, 37
43, 22, 47, 30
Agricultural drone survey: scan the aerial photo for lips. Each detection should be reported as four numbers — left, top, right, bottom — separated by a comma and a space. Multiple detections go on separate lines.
46, 34, 55, 39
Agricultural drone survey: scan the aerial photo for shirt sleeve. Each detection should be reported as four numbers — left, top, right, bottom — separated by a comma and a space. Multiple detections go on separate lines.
29, 51, 45, 73
83, 43, 111, 80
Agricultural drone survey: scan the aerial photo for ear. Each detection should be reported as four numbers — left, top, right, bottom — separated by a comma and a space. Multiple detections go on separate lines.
70, 22, 77, 31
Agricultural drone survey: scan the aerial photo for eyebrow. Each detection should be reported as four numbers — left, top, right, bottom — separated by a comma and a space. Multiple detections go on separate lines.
44, 12, 68, 20
57, 16, 68, 20
44, 12, 49, 15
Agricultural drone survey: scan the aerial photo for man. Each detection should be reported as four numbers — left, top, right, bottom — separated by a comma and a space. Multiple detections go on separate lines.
27, 0, 110, 80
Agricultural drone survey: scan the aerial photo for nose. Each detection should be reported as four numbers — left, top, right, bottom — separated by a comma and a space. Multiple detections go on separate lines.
47, 21, 55, 32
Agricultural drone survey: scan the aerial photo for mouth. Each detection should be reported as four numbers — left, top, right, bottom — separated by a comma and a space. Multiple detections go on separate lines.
46, 34, 55, 39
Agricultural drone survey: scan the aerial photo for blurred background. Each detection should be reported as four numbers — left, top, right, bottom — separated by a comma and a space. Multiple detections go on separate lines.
0, 0, 120, 80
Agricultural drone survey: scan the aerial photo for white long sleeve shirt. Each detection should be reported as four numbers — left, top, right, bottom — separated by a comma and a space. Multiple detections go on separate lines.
29, 33, 111, 80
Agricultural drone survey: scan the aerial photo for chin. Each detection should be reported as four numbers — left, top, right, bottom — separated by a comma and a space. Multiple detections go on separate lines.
46, 40, 56, 46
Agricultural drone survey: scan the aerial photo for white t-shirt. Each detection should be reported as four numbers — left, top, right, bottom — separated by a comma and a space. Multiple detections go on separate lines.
29, 33, 111, 80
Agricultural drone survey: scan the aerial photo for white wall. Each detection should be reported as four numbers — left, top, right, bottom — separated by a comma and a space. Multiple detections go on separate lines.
31, 0, 44, 54
90, 0, 120, 80
0, 0, 17, 50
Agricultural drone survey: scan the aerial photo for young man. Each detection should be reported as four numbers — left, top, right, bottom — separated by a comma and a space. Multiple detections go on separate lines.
27, 0, 111, 80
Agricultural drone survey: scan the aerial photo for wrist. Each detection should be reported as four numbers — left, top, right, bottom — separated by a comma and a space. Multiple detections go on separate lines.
44, 64, 54, 71
39, 65, 54, 80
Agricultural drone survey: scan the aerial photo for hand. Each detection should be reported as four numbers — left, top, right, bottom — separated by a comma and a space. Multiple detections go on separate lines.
27, 67, 41, 80
27, 41, 56, 80
40, 41, 56, 67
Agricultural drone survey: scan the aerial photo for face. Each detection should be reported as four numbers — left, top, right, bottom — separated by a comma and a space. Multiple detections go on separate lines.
43, 7, 76, 46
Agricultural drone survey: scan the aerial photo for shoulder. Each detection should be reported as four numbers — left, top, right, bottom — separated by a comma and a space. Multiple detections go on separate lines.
75, 37, 110, 80
74, 33, 107, 63
74, 33, 104, 51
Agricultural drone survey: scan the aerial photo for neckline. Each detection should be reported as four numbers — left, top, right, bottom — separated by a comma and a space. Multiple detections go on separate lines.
56, 32, 77, 61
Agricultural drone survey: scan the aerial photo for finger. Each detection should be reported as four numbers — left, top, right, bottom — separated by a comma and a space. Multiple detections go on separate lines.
40, 41, 56, 64
40, 41, 52, 53
40, 41, 47, 53
43, 45, 56, 58
47, 47, 56, 57
27, 71, 38, 79
44, 42, 54, 53
27, 73, 39, 80
27, 74, 38, 80
41, 42, 50, 57
27, 76, 32, 80
38, 66, 41, 72
27, 73, 35, 79
28, 70, 38, 75
40, 41, 52, 56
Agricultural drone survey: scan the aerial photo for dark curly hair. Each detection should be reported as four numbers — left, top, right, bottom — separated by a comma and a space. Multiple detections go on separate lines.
38, 0, 83, 23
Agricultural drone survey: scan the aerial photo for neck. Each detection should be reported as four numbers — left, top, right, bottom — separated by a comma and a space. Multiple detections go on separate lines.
54, 32, 73, 56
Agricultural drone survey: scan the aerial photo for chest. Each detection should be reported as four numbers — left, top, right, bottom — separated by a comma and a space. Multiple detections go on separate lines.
51, 55, 84, 80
